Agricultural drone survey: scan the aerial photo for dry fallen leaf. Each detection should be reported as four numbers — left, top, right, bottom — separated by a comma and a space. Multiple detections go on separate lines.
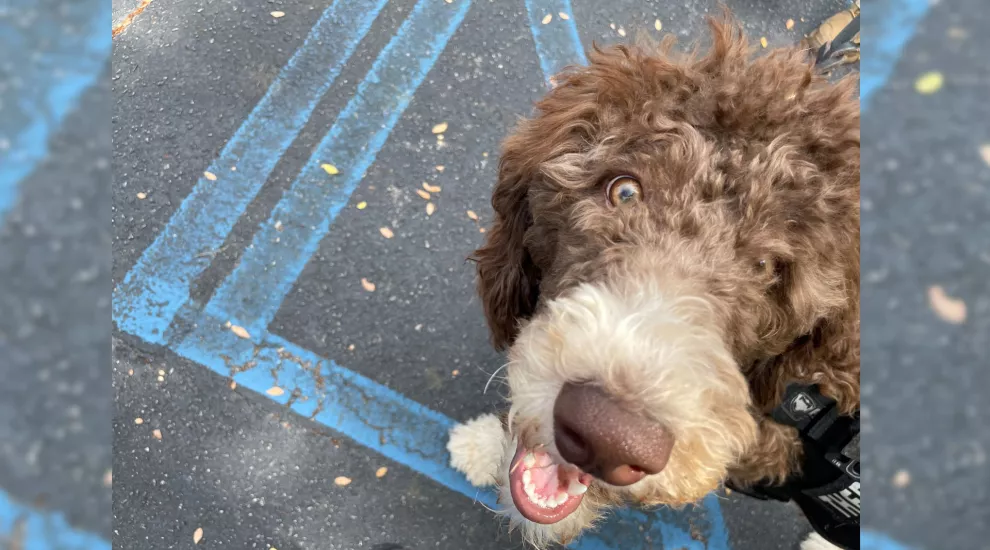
136, 192, 147, 199
158, 369, 166, 376
266, 386, 285, 397
786, 18, 795, 30
426, 202, 436, 216
204, 171, 217, 181
947, 27, 968, 39
654, 19, 662, 31
379, 227, 394, 239
432, 122, 448, 134
376, 467, 388, 478
356, 201, 367, 210
230, 324, 251, 339
466, 210, 479, 221
270, 10, 285, 18
416, 189, 431, 200
103, 469, 112, 487
435, 165, 445, 172
128, 369, 134, 376
193, 527, 204, 544
915, 71, 944, 94
152, 429, 163, 440
479, 227, 486, 233
892, 469, 911, 488
230, 380, 237, 390
541, 14, 552, 24
760, 36, 768, 48
928, 285, 967, 324
134, 417, 144, 425
979, 144, 990, 167
157, 375, 165, 382
361, 278, 376, 292
609, 23, 616, 30
558, 12, 569, 20
334, 476, 352, 486
321, 163, 340, 175
423, 182, 441, 193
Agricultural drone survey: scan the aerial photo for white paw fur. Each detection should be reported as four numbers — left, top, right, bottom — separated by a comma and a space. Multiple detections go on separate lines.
447, 413, 508, 487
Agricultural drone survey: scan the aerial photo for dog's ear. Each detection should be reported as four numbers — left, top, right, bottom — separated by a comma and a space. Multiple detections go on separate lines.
472, 153, 541, 350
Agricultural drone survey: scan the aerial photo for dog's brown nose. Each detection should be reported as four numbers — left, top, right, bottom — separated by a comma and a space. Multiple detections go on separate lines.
553, 383, 674, 486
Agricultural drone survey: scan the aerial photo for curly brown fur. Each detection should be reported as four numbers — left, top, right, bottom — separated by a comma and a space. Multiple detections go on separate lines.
453, 13, 859, 547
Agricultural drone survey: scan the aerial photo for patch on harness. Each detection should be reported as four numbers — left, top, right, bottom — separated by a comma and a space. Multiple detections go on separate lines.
772, 382, 834, 430
783, 390, 823, 420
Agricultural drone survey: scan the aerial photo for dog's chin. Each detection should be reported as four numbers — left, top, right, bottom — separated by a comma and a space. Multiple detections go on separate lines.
507, 441, 592, 525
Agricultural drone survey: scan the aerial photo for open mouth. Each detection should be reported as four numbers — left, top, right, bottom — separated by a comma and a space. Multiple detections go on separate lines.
508, 442, 591, 524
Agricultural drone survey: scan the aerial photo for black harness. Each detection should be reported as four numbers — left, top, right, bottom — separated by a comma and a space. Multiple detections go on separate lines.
729, 383, 860, 549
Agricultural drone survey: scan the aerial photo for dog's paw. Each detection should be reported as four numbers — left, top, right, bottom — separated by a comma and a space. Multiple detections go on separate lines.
447, 413, 507, 487
800, 532, 844, 550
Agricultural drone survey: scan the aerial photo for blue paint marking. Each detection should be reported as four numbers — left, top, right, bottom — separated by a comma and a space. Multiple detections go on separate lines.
862, 530, 915, 550
111, 0, 392, 343
524, 0, 588, 85
0, 489, 109, 550
203, 0, 473, 337
861, 0, 932, 108
0, 0, 110, 221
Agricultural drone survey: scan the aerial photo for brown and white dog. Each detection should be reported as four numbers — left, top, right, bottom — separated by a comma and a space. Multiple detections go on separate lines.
448, 16, 860, 548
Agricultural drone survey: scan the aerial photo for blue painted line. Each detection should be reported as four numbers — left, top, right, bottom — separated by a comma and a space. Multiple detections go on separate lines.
861, 0, 932, 108
203, 0, 473, 337
862, 530, 916, 550
111, 0, 392, 343
0, 0, 110, 221
524, 0, 588, 86
158, 310, 724, 549
0, 489, 109, 550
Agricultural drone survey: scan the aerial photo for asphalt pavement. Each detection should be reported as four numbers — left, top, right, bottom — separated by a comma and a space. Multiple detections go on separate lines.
102, 0, 987, 549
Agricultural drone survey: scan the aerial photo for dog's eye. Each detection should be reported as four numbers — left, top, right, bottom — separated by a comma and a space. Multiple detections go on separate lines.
606, 176, 642, 207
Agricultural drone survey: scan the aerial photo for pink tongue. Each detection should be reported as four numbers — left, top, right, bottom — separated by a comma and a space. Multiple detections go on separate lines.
531, 464, 560, 497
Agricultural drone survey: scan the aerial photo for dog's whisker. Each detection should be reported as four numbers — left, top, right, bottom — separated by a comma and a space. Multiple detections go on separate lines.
475, 493, 499, 514
484, 363, 509, 395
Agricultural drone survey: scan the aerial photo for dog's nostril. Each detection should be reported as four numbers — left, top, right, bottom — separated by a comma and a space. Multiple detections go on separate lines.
553, 421, 594, 468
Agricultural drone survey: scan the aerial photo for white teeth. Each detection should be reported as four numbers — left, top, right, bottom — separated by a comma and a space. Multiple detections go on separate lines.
523, 453, 536, 468
556, 492, 569, 506
522, 470, 532, 485
567, 479, 588, 496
